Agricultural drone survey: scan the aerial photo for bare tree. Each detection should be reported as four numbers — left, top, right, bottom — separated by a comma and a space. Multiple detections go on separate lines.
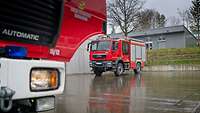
108, 0, 144, 36
157, 14, 167, 27
169, 16, 181, 26
177, 8, 191, 28
138, 9, 154, 30
151, 11, 166, 29
138, 9, 167, 30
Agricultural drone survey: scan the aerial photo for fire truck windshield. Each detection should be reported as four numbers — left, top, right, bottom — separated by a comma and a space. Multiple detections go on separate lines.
91, 41, 111, 51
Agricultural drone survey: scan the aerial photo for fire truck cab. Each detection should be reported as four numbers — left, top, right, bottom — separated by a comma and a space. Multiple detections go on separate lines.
88, 36, 146, 76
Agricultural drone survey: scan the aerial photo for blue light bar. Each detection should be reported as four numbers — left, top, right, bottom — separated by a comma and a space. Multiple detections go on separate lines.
5, 46, 27, 59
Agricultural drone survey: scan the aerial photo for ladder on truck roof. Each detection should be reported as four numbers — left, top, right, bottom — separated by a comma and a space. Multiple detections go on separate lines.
111, 37, 144, 43
97, 35, 144, 43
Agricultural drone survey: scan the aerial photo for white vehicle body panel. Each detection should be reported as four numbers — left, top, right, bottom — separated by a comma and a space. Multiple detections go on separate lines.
0, 60, 8, 87
0, 58, 65, 100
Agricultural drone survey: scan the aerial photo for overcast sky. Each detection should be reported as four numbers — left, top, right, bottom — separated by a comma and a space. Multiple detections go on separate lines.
144, 0, 192, 18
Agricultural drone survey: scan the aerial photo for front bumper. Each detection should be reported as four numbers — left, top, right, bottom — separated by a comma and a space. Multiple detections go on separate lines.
0, 58, 65, 100
89, 61, 115, 71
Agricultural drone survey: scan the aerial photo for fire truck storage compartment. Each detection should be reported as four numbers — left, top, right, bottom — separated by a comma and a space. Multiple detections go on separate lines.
131, 44, 146, 62
131, 45, 136, 61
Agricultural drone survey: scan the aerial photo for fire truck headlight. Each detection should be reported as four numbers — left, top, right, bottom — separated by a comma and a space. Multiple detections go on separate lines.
30, 68, 59, 91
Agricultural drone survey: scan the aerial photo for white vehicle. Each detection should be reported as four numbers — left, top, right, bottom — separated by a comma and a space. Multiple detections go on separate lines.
0, 0, 65, 112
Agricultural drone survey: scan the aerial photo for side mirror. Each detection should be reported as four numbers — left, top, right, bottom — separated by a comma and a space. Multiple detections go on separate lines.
87, 43, 91, 51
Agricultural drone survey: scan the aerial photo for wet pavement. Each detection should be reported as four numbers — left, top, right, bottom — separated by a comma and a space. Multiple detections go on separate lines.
48, 71, 200, 113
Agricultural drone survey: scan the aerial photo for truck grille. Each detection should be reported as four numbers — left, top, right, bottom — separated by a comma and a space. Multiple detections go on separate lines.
93, 54, 106, 59
0, 0, 64, 47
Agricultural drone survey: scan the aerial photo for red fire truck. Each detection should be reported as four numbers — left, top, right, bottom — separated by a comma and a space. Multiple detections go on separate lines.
88, 37, 146, 76
0, 0, 106, 113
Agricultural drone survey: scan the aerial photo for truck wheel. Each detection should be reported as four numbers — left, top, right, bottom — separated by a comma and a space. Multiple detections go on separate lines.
94, 70, 102, 76
115, 63, 124, 76
134, 63, 141, 74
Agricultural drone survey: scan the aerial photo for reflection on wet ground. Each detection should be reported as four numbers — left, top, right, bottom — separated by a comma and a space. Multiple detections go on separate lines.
49, 71, 200, 113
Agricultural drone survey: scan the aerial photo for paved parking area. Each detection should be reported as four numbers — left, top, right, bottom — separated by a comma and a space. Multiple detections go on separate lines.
48, 71, 200, 113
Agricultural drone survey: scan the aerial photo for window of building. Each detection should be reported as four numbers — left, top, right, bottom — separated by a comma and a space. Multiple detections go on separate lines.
145, 42, 153, 50
158, 36, 166, 42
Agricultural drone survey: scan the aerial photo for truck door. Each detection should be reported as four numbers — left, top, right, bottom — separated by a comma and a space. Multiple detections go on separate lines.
111, 41, 119, 60
122, 41, 130, 62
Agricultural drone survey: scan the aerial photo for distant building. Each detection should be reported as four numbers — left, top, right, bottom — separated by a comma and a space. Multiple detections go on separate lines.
110, 25, 198, 50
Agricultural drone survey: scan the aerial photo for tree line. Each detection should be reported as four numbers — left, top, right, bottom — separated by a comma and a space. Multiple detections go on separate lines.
108, 0, 167, 36
108, 0, 200, 40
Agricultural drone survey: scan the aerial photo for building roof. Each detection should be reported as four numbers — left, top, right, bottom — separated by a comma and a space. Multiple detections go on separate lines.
110, 25, 197, 40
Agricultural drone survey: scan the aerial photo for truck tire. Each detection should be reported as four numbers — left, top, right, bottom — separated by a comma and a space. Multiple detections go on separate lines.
114, 63, 124, 76
94, 70, 102, 76
134, 63, 141, 74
